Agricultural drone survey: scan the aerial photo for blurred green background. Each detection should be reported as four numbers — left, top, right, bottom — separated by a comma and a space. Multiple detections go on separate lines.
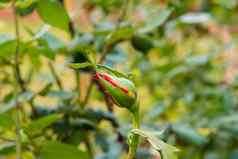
1, 0, 238, 159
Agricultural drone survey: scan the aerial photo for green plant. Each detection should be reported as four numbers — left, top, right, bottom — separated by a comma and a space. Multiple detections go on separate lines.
1, 0, 238, 159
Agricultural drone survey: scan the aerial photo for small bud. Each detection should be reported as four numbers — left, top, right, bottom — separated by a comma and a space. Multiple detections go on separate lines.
94, 71, 138, 112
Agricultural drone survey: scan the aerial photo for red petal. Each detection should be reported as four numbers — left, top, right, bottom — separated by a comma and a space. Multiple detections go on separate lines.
95, 72, 129, 94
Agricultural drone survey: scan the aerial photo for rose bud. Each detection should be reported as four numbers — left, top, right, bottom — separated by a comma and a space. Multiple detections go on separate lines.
94, 71, 138, 112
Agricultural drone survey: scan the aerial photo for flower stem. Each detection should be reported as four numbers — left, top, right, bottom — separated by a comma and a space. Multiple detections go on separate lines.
127, 105, 140, 159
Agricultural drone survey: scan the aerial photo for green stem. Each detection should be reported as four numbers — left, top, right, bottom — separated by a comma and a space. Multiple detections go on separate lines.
59, 0, 80, 103
12, 1, 22, 159
48, 62, 63, 91
84, 133, 94, 159
75, 71, 81, 102
15, 103, 22, 159
127, 105, 140, 159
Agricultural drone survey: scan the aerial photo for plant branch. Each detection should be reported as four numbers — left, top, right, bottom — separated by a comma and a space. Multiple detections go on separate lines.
12, 1, 22, 159
12, 4, 25, 93
68, 20, 76, 38
59, 0, 81, 103
104, 93, 114, 112
85, 133, 94, 158
48, 62, 63, 91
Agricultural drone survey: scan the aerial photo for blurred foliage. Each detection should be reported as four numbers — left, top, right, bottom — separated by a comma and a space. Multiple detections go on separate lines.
0, 0, 238, 159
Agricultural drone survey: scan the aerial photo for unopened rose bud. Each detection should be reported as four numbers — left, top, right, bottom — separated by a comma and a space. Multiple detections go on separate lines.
94, 71, 138, 112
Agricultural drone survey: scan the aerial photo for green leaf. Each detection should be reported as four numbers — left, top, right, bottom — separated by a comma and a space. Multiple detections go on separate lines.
68, 62, 93, 69
0, 0, 11, 3
37, 0, 70, 31
229, 150, 238, 159
70, 119, 96, 130
16, 0, 37, 17
32, 24, 50, 40
165, 66, 192, 79
0, 114, 15, 129
74, 108, 117, 125
179, 13, 211, 24
0, 91, 35, 113
139, 8, 173, 33
0, 34, 14, 43
172, 125, 208, 146
70, 45, 96, 65
27, 27, 65, 60
0, 3, 7, 9
212, 114, 238, 127
106, 26, 134, 45
0, 34, 16, 58
131, 34, 154, 54
148, 102, 166, 121
95, 132, 109, 152
29, 45, 55, 60
0, 142, 15, 155
17, 2, 37, 16
46, 90, 76, 100
16, 0, 37, 9
0, 0, 10, 7
131, 129, 179, 159
185, 54, 211, 66
24, 113, 62, 137
39, 32, 65, 51
40, 141, 89, 159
